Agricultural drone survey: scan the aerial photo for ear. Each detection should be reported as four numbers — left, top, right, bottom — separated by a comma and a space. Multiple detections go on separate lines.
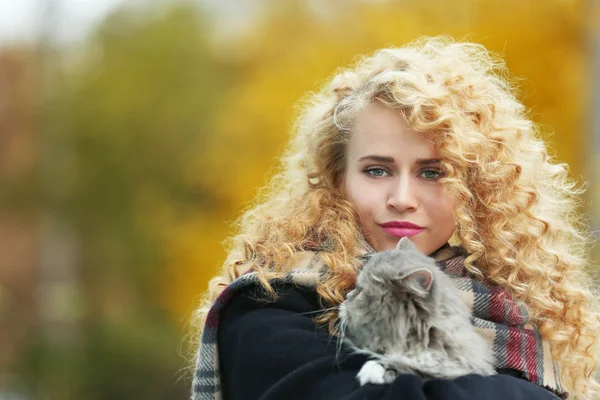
398, 268, 433, 296
396, 237, 417, 252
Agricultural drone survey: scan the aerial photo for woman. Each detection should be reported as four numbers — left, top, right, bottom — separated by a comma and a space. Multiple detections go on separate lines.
191, 37, 600, 399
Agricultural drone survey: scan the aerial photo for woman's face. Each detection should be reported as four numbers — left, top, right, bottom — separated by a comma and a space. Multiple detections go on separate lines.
343, 104, 456, 255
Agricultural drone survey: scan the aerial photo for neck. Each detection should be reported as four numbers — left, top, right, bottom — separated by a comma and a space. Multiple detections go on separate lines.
430, 242, 461, 262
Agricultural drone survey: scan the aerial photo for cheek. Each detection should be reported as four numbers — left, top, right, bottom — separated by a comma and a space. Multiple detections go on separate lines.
425, 190, 456, 228
345, 176, 379, 217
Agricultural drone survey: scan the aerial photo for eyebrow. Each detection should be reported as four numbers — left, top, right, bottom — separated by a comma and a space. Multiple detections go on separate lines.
357, 155, 441, 165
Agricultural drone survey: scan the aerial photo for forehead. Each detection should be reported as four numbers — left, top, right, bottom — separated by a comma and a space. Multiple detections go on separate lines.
348, 104, 438, 161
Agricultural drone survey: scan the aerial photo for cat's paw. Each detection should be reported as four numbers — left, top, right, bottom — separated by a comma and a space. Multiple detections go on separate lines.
357, 361, 387, 386
383, 367, 397, 384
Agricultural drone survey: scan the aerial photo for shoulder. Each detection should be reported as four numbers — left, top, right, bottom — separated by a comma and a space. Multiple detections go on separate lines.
221, 280, 322, 315
217, 281, 327, 351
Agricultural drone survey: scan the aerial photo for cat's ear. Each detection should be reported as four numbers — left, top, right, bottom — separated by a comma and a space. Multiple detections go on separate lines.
399, 268, 433, 296
396, 237, 417, 252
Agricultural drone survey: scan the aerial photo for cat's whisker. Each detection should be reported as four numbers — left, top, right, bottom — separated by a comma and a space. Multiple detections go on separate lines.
296, 306, 339, 316
334, 319, 350, 365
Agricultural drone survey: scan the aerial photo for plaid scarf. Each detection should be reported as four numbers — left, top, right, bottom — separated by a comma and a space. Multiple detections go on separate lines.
191, 247, 566, 400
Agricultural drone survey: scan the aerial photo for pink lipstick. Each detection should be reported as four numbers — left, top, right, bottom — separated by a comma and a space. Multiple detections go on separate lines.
379, 221, 424, 238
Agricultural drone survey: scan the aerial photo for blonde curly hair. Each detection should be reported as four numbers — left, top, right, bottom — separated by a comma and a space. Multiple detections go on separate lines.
193, 36, 600, 398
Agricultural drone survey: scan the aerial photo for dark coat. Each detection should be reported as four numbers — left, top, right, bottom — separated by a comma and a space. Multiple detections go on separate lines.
217, 283, 558, 400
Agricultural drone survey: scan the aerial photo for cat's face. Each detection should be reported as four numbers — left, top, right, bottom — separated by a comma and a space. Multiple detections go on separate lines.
339, 238, 437, 352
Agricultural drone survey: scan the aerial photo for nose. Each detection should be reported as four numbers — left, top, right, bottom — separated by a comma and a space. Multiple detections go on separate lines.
386, 174, 418, 211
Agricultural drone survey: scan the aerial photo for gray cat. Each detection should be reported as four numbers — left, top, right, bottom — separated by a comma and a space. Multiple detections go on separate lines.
338, 237, 495, 386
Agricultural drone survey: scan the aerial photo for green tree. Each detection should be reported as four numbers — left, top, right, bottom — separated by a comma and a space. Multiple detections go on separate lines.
20, 2, 227, 399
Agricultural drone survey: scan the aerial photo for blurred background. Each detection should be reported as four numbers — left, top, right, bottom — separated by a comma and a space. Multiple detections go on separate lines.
1, 0, 599, 398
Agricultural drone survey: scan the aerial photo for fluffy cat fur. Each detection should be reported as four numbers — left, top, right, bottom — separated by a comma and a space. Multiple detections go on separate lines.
338, 237, 495, 386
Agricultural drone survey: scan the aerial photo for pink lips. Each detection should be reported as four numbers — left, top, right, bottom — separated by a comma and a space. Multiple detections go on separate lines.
379, 221, 424, 238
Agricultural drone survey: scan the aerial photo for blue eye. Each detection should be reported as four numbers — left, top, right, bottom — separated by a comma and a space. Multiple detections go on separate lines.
420, 169, 443, 180
364, 167, 389, 177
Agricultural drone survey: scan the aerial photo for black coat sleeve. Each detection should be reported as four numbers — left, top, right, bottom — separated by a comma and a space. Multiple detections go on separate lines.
217, 283, 558, 400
